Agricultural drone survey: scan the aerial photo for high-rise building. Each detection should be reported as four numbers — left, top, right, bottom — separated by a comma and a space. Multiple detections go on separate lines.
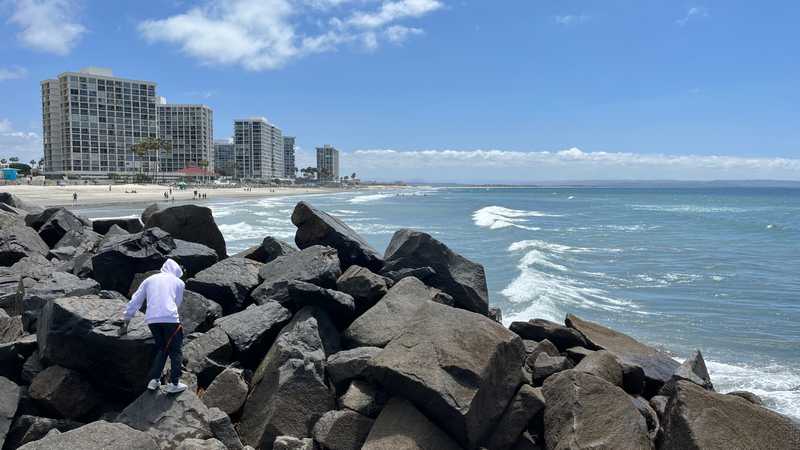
283, 136, 296, 179
316, 145, 339, 181
233, 118, 283, 180
157, 102, 213, 175
214, 139, 235, 177
41, 68, 158, 176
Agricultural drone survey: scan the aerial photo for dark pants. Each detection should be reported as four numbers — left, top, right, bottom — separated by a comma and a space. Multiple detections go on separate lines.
147, 323, 183, 384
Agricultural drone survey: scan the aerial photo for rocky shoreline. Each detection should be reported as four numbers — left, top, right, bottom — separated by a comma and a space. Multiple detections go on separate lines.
1, 192, 798, 450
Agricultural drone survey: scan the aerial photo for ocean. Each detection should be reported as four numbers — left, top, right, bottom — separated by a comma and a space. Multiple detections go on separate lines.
77, 186, 800, 420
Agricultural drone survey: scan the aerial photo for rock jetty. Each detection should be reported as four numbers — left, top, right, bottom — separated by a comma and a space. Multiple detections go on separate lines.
0, 192, 798, 450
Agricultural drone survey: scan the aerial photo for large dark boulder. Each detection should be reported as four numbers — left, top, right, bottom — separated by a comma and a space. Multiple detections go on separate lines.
0, 376, 20, 449
178, 291, 222, 335
661, 380, 800, 450
92, 228, 176, 294
661, 350, 714, 396
201, 367, 248, 416
566, 314, 679, 395
361, 397, 462, 450
0, 225, 49, 267
234, 236, 296, 264
239, 307, 340, 449
16, 421, 159, 450
509, 319, 588, 352
383, 228, 488, 315
531, 353, 573, 385
3, 415, 82, 450
292, 201, 384, 272
21, 271, 101, 332
252, 245, 341, 305
285, 281, 355, 327
485, 384, 546, 450
207, 407, 245, 450
366, 301, 525, 449
573, 349, 624, 387
312, 409, 374, 450
336, 265, 391, 315
543, 369, 652, 450
343, 277, 445, 348
0, 312, 24, 344
183, 327, 233, 386
117, 390, 215, 450
37, 296, 155, 400
214, 301, 292, 367
92, 217, 143, 235
186, 258, 263, 315
339, 380, 387, 418
0, 193, 42, 214
169, 239, 218, 278
144, 204, 227, 258
327, 346, 383, 392
29, 365, 100, 419
34, 208, 89, 248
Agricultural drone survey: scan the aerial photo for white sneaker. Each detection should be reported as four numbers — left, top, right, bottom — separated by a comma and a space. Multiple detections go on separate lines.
165, 382, 187, 394
147, 379, 160, 391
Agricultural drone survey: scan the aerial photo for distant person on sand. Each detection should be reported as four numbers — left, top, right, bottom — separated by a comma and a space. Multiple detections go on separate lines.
119, 259, 187, 394
72, 192, 78, 206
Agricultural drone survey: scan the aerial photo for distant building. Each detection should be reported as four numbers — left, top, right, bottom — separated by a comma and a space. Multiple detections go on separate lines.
283, 136, 296, 179
41, 68, 158, 176
234, 118, 283, 180
214, 139, 235, 177
157, 103, 213, 176
316, 145, 339, 181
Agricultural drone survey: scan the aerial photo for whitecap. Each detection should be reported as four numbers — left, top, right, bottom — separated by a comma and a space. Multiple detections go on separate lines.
473, 205, 560, 231
348, 193, 394, 204
218, 222, 273, 241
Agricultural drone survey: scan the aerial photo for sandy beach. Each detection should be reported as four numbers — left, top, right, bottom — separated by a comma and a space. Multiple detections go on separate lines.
0, 183, 378, 208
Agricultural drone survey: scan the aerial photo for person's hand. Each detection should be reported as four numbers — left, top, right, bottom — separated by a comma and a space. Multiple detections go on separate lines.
118, 320, 129, 336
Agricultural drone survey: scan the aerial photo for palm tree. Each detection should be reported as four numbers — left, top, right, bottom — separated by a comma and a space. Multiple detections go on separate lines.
9, 157, 19, 163
351, 172, 356, 180
29, 159, 36, 168
0, 159, 6, 165
132, 137, 172, 184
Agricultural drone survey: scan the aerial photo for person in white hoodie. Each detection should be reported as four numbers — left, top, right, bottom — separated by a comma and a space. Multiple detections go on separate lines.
120, 259, 187, 394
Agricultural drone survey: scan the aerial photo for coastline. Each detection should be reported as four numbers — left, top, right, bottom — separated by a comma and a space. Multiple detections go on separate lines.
0, 183, 404, 209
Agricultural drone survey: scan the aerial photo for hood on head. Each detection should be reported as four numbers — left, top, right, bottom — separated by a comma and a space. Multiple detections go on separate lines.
161, 258, 183, 278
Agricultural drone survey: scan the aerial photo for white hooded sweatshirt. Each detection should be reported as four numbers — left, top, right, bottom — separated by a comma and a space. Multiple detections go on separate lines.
124, 259, 185, 324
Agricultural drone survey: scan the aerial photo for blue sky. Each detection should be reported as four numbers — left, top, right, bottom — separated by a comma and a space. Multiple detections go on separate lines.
1, 0, 799, 182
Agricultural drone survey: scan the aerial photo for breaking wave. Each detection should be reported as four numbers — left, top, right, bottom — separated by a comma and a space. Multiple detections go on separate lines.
705, 359, 800, 421
472, 206, 558, 230
348, 193, 394, 204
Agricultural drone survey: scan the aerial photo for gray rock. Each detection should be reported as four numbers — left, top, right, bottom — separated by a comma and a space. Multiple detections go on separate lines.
523, 339, 559, 372
661, 380, 800, 450
37, 296, 154, 400
336, 265, 391, 315
669, 350, 714, 392
381, 266, 436, 283
510, 431, 541, 450
0, 225, 49, 267
92, 228, 176, 294
207, 407, 244, 450
565, 314, 679, 396
117, 390, 215, 450
648, 395, 668, 419
144, 204, 227, 258
285, 280, 355, 327
21, 350, 43, 383
168, 239, 218, 278
621, 361, 647, 396
104, 223, 131, 238
532, 353, 573, 385
234, 236, 297, 264
342, 277, 443, 348
0, 376, 20, 449
543, 369, 652, 450
3, 415, 82, 449
631, 395, 660, 443
239, 307, 339, 449
252, 245, 341, 305
35, 208, 88, 248
488, 307, 503, 324
29, 365, 100, 419
727, 390, 764, 405
292, 201, 384, 272
327, 346, 383, 392
176, 438, 227, 450
573, 350, 623, 387
0, 193, 42, 214
182, 327, 233, 387
214, 301, 292, 367
187, 258, 263, 315
202, 368, 248, 416
366, 301, 525, 449
565, 346, 594, 364
178, 290, 222, 335
486, 385, 546, 450
0, 313, 24, 344
510, 319, 588, 352
383, 228, 489, 314
22, 271, 101, 332
17, 421, 159, 450
54, 227, 100, 252
361, 397, 461, 450
92, 217, 143, 235
312, 409, 374, 450
339, 380, 387, 418
273, 436, 314, 450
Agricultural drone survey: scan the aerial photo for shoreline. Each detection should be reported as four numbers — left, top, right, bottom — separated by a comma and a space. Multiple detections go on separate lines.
0, 184, 405, 209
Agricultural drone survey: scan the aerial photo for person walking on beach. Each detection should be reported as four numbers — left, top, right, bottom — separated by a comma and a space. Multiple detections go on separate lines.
119, 259, 187, 394
72, 192, 78, 206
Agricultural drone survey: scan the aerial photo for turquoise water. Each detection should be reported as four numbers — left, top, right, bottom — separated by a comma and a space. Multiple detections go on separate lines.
78, 186, 800, 419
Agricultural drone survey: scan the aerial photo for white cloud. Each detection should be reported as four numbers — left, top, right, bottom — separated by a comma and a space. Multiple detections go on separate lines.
9, 0, 86, 55
0, 66, 28, 81
554, 14, 590, 26
138, 0, 440, 70
342, 147, 800, 182
676, 6, 709, 27
0, 119, 42, 162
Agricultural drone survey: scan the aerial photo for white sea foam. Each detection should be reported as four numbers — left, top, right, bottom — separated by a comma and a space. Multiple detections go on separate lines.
218, 222, 273, 241
333, 209, 361, 215
348, 193, 394, 204
473, 206, 559, 231
631, 204, 749, 213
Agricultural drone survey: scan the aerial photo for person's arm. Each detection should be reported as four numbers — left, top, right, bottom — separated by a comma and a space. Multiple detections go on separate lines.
120, 279, 148, 334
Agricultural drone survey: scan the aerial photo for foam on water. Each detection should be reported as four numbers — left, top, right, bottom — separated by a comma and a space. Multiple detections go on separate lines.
631, 204, 750, 213
348, 193, 394, 204
473, 206, 559, 231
